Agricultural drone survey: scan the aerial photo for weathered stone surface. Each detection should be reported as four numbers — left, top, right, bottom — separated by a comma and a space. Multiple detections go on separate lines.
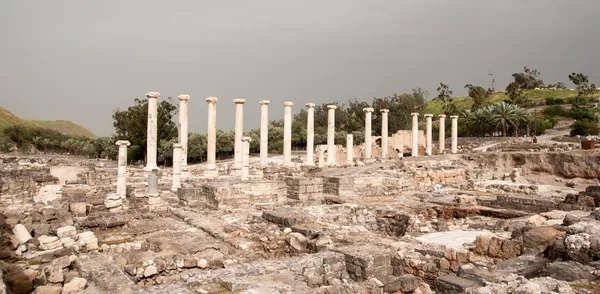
56, 225, 76, 238
288, 232, 308, 251
435, 274, 480, 293
521, 226, 565, 254
62, 277, 87, 293
12, 224, 32, 244
32, 285, 62, 294
382, 274, 419, 293
540, 261, 597, 282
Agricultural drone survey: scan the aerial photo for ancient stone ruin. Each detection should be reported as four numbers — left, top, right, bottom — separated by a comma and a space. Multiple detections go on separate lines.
1, 92, 599, 293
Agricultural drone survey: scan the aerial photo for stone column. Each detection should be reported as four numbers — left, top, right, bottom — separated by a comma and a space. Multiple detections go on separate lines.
425, 114, 433, 156
411, 113, 419, 157
146, 168, 160, 205
346, 134, 353, 165
259, 100, 270, 166
171, 143, 182, 192
380, 109, 389, 159
145, 92, 160, 171
451, 115, 459, 154
283, 102, 293, 166
115, 140, 130, 199
205, 97, 218, 172
178, 95, 190, 178
327, 105, 337, 165
233, 98, 246, 169
241, 137, 251, 181
363, 108, 374, 160
305, 103, 316, 166
438, 114, 446, 154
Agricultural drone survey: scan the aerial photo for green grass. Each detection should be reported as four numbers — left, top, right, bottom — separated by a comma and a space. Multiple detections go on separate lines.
0, 106, 95, 138
422, 89, 599, 116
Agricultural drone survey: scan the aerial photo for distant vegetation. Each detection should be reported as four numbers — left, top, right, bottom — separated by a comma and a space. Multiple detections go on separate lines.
2, 67, 599, 162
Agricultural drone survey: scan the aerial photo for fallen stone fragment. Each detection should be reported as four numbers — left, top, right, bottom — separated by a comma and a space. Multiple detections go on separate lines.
63, 277, 87, 293
13, 224, 32, 244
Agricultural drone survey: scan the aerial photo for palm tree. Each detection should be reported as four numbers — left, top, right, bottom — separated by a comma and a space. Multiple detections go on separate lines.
42, 138, 51, 154
513, 107, 532, 137
488, 102, 518, 137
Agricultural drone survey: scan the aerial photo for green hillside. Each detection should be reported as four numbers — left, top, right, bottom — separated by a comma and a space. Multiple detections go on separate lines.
422, 89, 599, 116
27, 120, 96, 138
0, 106, 95, 138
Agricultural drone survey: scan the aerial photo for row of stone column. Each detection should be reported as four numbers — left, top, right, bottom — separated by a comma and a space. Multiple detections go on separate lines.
412, 113, 459, 156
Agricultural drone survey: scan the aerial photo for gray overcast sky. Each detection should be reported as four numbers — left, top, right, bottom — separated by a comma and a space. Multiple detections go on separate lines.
1, 1, 599, 136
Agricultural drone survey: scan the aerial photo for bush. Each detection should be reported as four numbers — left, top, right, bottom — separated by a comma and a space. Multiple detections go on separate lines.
570, 107, 599, 122
568, 96, 589, 105
533, 119, 553, 135
570, 120, 600, 136
543, 105, 567, 117
545, 97, 565, 105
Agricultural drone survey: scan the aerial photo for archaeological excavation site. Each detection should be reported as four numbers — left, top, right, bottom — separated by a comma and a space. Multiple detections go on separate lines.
2, 92, 600, 294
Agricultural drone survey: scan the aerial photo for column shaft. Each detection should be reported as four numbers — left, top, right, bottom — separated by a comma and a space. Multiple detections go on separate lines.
305, 104, 316, 165
380, 109, 389, 159
451, 115, 458, 154
145, 92, 160, 170
116, 140, 130, 199
178, 95, 190, 176
411, 113, 419, 157
283, 102, 293, 166
241, 137, 251, 180
259, 100, 270, 166
233, 99, 246, 168
346, 134, 353, 165
425, 114, 433, 156
327, 105, 337, 164
364, 108, 374, 159
171, 143, 182, 192
206, 97, 218, 169
439, 115, 446, 154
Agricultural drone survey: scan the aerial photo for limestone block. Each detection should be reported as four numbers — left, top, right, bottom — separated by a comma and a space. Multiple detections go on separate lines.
62, 277, 87, 293
56, 226, 76, 238
69, 202, 87, 216
13, 224, 32, 244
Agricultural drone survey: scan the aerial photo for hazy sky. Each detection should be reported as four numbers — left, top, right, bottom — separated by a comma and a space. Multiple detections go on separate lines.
1, 1, 599, 136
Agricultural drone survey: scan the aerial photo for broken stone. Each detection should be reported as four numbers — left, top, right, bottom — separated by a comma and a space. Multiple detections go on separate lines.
33, 285, 62, 294
45, 265, 64, 283
288, 233, 308, 251
527, 214, 548, 226
12, 224, 32, 244
144, 265, 158, 277
56, 226, 76, 238
522, 226, 565, 254
62, 277, 87, 293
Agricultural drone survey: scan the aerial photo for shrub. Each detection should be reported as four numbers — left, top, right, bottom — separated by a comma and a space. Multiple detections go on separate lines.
533, 119, 553, 135
570, 107, 599, 122
545, 97, 565, 105
570, 120, 600, 136
568, 96, 589, 105
543, 105, 567, 117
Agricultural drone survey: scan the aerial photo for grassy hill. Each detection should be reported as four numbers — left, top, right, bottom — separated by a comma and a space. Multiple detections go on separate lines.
0, 106, 95, 138
422, 89, 600, 116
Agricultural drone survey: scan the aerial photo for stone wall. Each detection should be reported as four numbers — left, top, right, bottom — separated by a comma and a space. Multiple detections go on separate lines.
323, 176, 418, 197
178, 180, 287, 210
0, 168, 57, 195
285, 177, 323, 200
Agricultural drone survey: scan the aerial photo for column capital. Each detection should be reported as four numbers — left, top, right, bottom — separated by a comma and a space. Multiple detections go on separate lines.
450, 115, 459, 119
259, 100, 270, 105
380, 109, 389, 113
424, 114, 433, 118
305, 103, 316, 108
284, 101, 294, 107
206, 97, 218, 103
411, 112, 419, 116
173, 143, 183, 149
177, 94, 190, 101
363, 107, 374, 113
241, 136, 252, 142
146, 92, 160, 99
116, 140, 130, 147
439, 114, 446, 118
234, 98, 246, 104
327, 105, 337, 110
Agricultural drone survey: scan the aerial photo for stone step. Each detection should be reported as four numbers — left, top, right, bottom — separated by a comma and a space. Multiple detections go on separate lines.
435, 274, 481, 293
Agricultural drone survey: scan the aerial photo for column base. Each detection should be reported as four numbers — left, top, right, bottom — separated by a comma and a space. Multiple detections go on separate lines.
145, 191, 160, 198
303, 161, 315, 167
283, 162, 295, 168
364, 158, 377, 165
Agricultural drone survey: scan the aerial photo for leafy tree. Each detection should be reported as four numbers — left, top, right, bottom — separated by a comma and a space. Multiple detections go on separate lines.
506, 66, 544, 105
568, 72, 597, 105
187, 133, 207, 163
112, 97, 178, 162
372, 89, 426, 135
464, 84, 489, 110
215, 129, 234, 159
434, 83, 455, 115
571, 120, 600, 136
462, 102, 531, 137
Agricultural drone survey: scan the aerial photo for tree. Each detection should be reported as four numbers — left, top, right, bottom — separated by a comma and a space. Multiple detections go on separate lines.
506, 66, 544, 105
112, 97, 178, 162
464, 84, 489, 110
568, 72, 597, 105
187, 133, 207, 163
215, 129, 234, 159
372, 89, 426, 135
434, 83, 455, 115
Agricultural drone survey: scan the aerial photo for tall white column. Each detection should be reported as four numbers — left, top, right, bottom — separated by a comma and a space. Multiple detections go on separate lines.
233, 98, 246, 169
241, 137, 251, 181
346, 134, 353, 165
206, 97, 218, 171
144, 92, 160, 171
171, 143, 182, 192
363, 108, 374, 159
305, 103, 316, 166
451, 115, 459, 154
327, 105, 337, 165
259, 100, 270, 166
116, 140, 130, 199
439, 114, 446, 154
283, 101, 293, 167
380, 109, 389, 159
425, 114, 433, 156
411, 113, 419, 157
178, 95, 190, 178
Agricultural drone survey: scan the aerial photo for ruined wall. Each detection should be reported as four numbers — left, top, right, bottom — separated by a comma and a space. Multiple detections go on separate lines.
0, 168, 57, 195
178, 181, 287, 210
285, 177, 323, 200
390, 130, 426, 151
